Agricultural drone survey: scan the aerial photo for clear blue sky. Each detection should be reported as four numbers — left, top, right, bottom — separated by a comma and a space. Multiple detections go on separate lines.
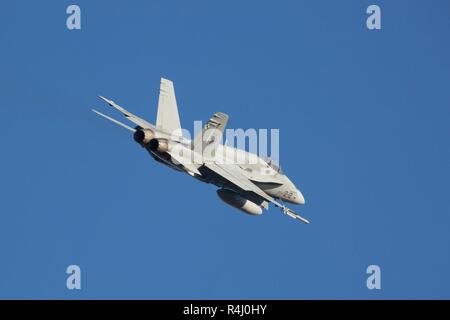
1, 1, 449, 299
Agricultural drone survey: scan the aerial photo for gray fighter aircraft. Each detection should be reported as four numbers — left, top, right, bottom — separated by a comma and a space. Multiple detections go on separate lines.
92, 78, 309, 223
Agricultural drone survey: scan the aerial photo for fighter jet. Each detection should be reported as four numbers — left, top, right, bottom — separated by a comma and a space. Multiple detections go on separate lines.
92, 78, 309, 223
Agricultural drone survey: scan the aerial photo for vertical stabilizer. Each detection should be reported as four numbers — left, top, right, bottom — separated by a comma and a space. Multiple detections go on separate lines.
193, 112, 229, 159
156, 78, 182, 136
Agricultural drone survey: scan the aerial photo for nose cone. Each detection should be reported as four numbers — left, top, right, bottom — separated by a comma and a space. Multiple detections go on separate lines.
293, 189, 305, 205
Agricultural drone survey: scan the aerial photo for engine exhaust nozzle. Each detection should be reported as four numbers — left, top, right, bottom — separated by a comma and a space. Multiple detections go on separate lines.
133, 129, 154, 144
148, 138, 169, 153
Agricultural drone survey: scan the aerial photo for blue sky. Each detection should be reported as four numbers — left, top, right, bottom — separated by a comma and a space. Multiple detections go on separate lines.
1, 1, 449, 299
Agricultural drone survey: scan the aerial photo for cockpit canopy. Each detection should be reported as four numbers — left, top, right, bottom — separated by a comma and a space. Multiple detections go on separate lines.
265, 158, 284, 174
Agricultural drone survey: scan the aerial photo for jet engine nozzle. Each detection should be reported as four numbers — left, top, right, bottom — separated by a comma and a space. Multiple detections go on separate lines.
133, 129, 154, 144
148, 138, 169, 153
217, 189, 262, 215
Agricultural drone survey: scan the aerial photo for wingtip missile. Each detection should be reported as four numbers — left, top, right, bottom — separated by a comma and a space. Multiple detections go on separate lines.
98, 95, 113, 106
283, 207, 310, 224
296, 215, 310, 224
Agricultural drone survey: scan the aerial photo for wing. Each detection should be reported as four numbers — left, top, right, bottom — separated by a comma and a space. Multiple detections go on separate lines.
92, 109, 136, 132
99, 96, 154, 130
166, 147, 201, 176
205, 162, 276, 203
204, 162, 309, 224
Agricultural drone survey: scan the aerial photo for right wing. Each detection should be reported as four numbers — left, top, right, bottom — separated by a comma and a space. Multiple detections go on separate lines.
98, 96, 154, 130
166, 147, 201, 176
205, 162, 276, 203
204, 162, 310, 224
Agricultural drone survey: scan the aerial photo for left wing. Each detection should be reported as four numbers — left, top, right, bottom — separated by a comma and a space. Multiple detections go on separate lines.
98, 96, 154, 130
204, 162, 309, 224
92, 109, 136, 132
